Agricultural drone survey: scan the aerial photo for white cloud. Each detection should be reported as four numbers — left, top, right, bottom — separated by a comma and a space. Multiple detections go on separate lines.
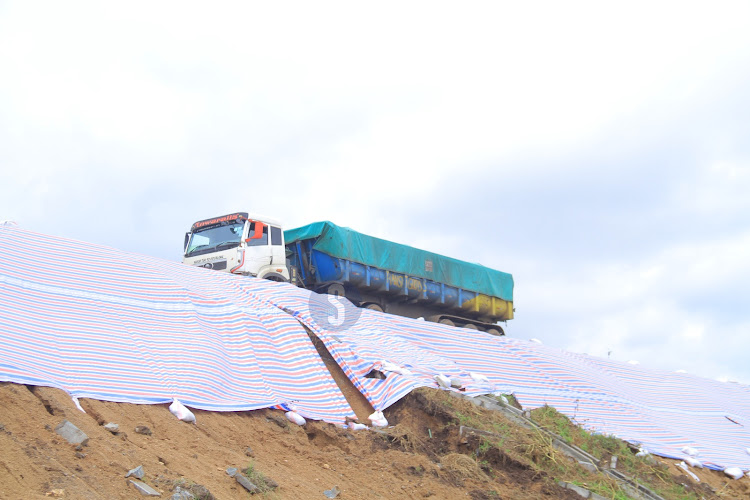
1, 0, 750, 384
511, 228, 750, 382
674, 160, 750, 218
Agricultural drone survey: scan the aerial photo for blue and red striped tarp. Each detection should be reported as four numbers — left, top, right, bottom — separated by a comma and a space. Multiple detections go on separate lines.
1, 225, 749, 471
0, 225, 354, 423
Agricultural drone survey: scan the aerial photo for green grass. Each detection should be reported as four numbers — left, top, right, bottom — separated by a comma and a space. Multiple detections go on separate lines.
241, 462, 277, 496
400, 388, 710, 500
572, 479, 630, 500
477, 438, 493, 454
493, 393, 521, 409
528, 405, 704, 500
455, 411, 472, 426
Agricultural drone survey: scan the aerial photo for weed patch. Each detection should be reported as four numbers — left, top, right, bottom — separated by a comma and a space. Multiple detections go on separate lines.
241, 462, 278, 495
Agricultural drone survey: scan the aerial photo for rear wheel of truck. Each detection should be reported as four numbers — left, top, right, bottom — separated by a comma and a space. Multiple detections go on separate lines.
463, 323, 478, 330
437, 318, 455, 327
486, 327, 504, 336
364, 303, 384, 313
326, 283, 346, 297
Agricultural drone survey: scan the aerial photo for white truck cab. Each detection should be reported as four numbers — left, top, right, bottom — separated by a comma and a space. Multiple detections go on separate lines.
182, 212, 290, 281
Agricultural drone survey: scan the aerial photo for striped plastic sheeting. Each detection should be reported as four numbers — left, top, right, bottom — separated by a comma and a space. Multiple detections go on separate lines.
242, 278, 448, 410
3, 226, 750, 470
250, 279, 588, 412
240, 277, 750, 470
371, 314, 750, 471
0, 226, 354, 423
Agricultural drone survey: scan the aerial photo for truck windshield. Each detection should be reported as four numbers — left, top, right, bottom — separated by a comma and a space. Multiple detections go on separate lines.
185, 222, 244, 257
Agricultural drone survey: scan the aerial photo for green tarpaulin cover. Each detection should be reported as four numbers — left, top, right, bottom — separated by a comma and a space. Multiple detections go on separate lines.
284, 221, 513, 301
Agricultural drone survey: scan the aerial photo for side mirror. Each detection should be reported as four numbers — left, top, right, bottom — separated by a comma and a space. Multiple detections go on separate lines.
183, 233, 190, 253
246, 221, 266, 241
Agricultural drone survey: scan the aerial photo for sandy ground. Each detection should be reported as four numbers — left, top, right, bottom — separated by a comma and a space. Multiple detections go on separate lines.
0, 335, 747, 499
0, 381, 567, 499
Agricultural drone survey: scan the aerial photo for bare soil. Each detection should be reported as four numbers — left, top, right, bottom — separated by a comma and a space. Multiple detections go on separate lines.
0, 382, 568, 499
0, 380, 747, 499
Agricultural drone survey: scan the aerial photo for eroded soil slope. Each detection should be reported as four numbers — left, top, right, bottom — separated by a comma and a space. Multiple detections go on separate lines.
1, 382, 748, 499
0, 382, 574, 499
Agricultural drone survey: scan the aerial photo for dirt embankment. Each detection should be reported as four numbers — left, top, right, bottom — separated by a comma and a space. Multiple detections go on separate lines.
0, 381, 573, 500
1, 382, 748, 499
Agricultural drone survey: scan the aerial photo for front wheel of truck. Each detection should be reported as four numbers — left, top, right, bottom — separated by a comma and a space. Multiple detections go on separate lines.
262, 273, 288, 282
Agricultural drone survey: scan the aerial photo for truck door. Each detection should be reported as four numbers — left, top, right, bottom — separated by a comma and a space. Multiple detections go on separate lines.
241, 221, 271, 275
269, 225, 285, 265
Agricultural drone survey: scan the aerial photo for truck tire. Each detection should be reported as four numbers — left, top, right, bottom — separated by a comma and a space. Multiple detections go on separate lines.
438, 318, 455, 327
486, 327, 504, 336
463, 323, 478, 330
262, 273, 288, 283
326, 283, 346, 297
364, 303, 384, 313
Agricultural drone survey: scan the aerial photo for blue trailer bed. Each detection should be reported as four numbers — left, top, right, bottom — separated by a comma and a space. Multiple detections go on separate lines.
284, 221, 514, 324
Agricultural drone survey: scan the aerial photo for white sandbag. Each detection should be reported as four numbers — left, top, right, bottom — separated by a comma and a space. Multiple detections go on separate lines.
434, 374, 451, 388
676, 461, 700, 482
348, 422, 368, 431
724, 467, 744, 480
369, 410, 385, 421
285, 411, 306, 426
635, 447, 650, 458
368, 411, 389, 428
684, 457, 703, 468
681, 446, 699, 457
169, 398, 196, 423
469, 372, 489, 383
381, 361, 412, 376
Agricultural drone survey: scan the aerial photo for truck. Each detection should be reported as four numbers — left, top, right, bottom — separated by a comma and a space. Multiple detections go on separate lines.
182, 212, 514, 335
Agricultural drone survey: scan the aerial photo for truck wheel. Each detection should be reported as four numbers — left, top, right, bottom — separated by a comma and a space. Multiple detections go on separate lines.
364, 303, 384, 313
486, 327, 504, 336
463, 323, 478, 330
438, 318, 455, 327
263, 273, 288, 282
326, 283, 346, 297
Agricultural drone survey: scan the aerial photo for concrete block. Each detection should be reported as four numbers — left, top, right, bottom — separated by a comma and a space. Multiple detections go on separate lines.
558, 481, 591, 498
567, 483, 591, 498
170, 486, 195, 499
235, 473, 260, 493
126, 465, 145, 479
324, 485, 341, 498
54, 420, 89, 446
129, 479, 161, 496
578, 460, 598, 473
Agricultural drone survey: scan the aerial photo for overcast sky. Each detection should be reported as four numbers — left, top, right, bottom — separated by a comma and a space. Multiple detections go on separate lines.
2, 1, 749, 384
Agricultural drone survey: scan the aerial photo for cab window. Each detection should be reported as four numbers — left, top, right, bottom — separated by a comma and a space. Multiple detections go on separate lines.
247, 222, 268, 246
271, 226, 282, 246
